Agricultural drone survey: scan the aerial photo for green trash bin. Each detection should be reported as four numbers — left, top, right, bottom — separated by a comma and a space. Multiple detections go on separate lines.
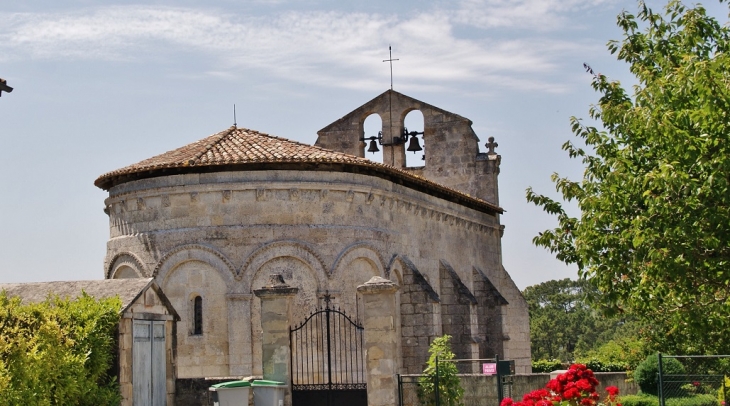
209, 380, 252, 406
251, 380, 286, 406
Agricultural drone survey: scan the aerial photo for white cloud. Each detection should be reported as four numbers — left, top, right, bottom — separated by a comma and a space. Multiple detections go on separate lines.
0, 4, 605, 93
452, 0, 618, 30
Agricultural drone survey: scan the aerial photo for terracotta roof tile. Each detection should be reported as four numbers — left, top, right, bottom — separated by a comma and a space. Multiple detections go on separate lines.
95, 126, 503, 214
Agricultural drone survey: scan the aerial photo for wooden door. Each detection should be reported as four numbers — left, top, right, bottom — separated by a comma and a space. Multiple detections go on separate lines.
133, 320, 167, 405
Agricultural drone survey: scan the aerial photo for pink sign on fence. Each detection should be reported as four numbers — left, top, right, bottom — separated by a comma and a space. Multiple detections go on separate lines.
482, 363, 497, 375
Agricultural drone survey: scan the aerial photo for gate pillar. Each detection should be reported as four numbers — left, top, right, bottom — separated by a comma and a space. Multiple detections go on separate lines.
357, 276, 400, 406
254, 274, 298, 403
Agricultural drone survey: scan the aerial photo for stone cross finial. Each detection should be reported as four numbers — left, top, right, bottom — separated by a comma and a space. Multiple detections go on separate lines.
486, 137, 498, 155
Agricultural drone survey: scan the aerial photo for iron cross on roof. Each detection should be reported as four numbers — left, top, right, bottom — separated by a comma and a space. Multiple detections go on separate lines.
383, 45, 399, 90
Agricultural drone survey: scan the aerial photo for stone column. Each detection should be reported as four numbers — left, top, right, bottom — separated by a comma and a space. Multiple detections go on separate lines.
253, 274, 298, 404
357, 276, 400, 406
226, 293, 252, 376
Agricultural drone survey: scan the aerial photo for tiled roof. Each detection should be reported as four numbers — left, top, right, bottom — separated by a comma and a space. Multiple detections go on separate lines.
0, 278, 157, 313
95, 127, 502, 214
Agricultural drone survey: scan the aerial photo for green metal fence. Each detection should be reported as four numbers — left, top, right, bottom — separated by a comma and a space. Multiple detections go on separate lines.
658, 354, 730, 406
397, 357, 515, 406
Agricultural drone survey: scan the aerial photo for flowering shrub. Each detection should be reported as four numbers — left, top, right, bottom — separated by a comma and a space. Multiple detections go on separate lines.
500, 364, 621, 406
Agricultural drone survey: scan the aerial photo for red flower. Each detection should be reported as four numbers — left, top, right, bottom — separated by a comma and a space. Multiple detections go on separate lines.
605, 386, 620, 397
536, 400, 552, 406
581, 398, 596, 406
563, 387, 582, 399
576, 379, 594, 392
500, 397, 514, 406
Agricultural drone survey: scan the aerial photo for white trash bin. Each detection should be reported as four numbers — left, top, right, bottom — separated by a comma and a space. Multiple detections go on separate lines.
251, 380, 286, 406
209, 380, 252, 406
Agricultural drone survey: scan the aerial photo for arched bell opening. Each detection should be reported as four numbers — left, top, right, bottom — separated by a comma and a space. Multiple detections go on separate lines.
362, 113, 384, 164
403, 109, 425, 168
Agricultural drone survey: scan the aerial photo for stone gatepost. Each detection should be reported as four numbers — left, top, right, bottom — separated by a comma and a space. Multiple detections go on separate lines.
357, 276, 400, 406
253, 274, 298, 405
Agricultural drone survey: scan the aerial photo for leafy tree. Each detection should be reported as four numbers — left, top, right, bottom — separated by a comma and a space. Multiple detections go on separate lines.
526, 0, 730, 355
523, 278, 642, 364
418, 335, 464, 406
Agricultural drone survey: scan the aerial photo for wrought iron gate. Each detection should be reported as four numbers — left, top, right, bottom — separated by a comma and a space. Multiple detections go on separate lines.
290, 294, 367, 406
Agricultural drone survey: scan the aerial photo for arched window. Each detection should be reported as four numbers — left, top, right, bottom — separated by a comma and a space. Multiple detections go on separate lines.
193, 296, 203, 335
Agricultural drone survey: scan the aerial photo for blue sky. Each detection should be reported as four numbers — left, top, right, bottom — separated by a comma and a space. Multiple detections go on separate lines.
1, 0, 726, 289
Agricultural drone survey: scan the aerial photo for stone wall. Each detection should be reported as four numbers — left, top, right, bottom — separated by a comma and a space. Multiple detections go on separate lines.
398, 373, 638, 406
439, 260, 478, 371
397, 257, 440, 374
175, 378, 238, 406
473, 267, 507, 360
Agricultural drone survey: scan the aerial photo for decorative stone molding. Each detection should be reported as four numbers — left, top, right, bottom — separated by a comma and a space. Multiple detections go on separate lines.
330, 243, 386, 278
107, 252, 148, 279
239, 240, 327, 290
105, 182, 501, 235
153, 244, 237, 286
256, 188, 266, 201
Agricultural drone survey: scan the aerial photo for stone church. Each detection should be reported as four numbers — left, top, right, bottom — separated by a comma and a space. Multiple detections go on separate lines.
94, 89, 531, 383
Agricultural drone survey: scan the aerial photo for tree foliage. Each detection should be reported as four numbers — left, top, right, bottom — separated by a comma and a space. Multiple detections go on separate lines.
526, 0, 730, 355
418, 335, 464, 406
0, 292, 122, 405
523, 278, 643, 364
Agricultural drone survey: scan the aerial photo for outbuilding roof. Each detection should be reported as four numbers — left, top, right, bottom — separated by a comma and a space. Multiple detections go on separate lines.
95, 127, 503, 215
0, 278, 179, 319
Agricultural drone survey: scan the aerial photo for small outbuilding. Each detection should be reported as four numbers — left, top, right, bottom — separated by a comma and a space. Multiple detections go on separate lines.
0, 278, 179, 406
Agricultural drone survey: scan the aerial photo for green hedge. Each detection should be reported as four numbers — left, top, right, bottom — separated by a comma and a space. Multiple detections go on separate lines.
619, 394, 660, 406
532, 359, 564, 373
665, 394, 719, 406
581, 358, 628, 372
620, 393, 718, 406
0, 292, 122, 405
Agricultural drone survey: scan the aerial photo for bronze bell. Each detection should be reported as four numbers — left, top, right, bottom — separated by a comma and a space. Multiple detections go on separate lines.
367, 139, 380, 153
406, 135, 423, 153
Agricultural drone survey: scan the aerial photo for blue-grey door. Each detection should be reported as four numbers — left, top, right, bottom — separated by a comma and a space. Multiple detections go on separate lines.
134, 320, 167, 406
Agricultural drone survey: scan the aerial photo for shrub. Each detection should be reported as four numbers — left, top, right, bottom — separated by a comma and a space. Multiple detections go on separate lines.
582, 358, 629, 372
619, 394, 660, 406
418, 335, 464, 406
634, 354, 686, 396
665, 394, 718, 406
532, 359, 564, 373
717, 376, 730, 404
0, 292, 122, 405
